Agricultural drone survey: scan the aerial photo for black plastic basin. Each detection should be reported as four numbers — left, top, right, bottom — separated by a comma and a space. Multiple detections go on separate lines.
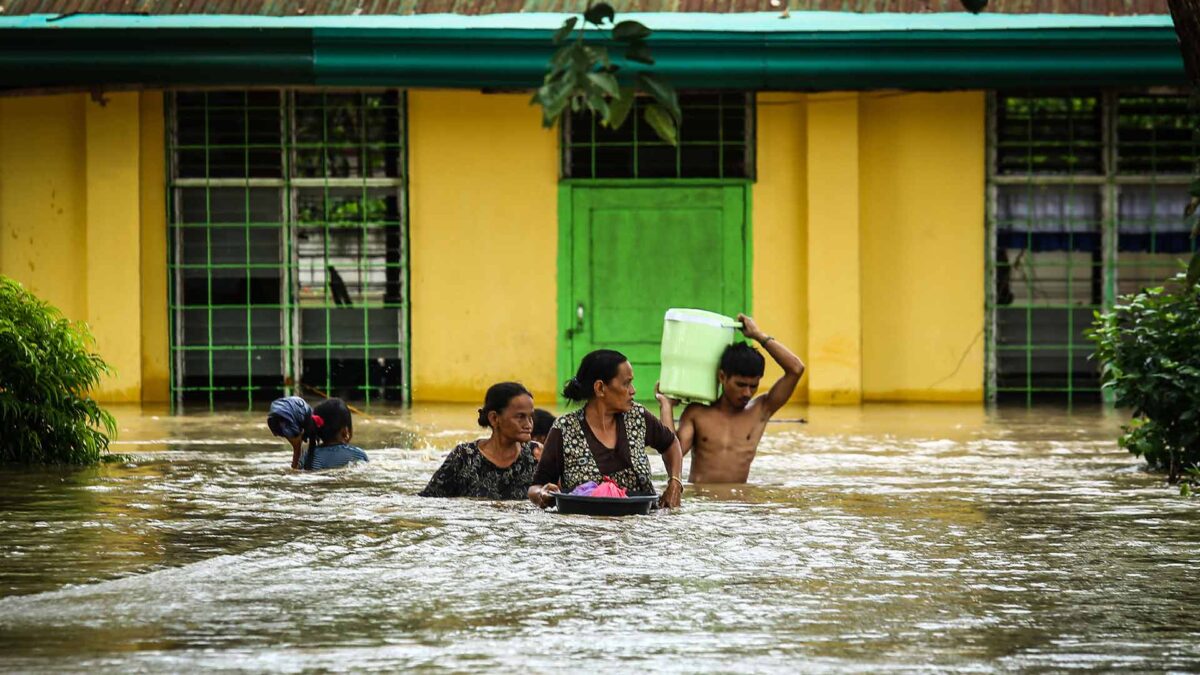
552, 493, 658, 516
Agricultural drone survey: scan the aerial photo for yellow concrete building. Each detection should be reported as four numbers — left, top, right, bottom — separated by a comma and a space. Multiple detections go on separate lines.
0, 4, 1186, 408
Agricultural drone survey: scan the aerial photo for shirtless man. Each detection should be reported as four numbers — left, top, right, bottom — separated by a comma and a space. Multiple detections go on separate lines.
656, 314, 804, 483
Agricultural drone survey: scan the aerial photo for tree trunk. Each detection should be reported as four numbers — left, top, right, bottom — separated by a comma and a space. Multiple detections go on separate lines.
1168, 0, 1200, 86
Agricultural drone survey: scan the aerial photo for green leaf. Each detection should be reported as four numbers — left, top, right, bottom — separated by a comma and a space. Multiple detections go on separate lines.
586, 72, 620, 98
586, 90, 610, 120
550, 43, 576, 69
603, 86, 636, 129
624, 40, 655, 66
644, 104, 678, 146
1187, 251, 1200, 288
585, 46, 611, 68
553, 17, 578, 45
583, 2, 615, 26
636, 72, 680, 124
1185, 196, 1200, 218
535, 77, 574, 127
612, 20, 652, 41
1191, 178, 1200, 198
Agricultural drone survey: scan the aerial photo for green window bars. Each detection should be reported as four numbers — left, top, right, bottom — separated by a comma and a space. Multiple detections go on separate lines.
168, 90, 408, 408
987, 91, 1199, 406
562, 92, 754, 179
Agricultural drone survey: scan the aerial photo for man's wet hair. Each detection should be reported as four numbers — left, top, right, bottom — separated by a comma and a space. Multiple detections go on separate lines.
720, 342, 765, 378
532, 408, 556, 438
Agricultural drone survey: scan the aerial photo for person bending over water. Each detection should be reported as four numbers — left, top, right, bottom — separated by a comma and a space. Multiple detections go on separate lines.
267, 395, 313, 469
529, 350, 684, 509
296, 398, 369, 471
656, 314, 804, 484
419, 382, 539, 500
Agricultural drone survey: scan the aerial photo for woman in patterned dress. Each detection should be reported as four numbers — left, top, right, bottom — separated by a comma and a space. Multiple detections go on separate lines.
419, 382, 539, 499
528, 349, 684, 509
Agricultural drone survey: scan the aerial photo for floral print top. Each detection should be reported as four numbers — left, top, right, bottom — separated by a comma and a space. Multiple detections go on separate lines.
418, 440, 538, 500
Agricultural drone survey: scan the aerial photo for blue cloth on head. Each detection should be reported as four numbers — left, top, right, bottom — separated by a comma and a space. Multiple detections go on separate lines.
267, 396, 312, 438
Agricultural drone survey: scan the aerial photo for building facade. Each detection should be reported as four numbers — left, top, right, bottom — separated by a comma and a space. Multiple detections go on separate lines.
0, 2, 1190, 407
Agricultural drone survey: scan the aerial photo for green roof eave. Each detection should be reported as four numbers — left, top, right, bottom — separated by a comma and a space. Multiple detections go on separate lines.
0, 11, 1176, 32
0, 12, 1185, 91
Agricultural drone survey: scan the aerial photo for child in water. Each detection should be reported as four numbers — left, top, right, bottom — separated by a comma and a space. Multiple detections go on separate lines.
267, 396, 368, 471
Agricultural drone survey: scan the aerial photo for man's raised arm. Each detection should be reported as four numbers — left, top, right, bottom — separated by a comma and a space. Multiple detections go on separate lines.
738, 313, 805, 416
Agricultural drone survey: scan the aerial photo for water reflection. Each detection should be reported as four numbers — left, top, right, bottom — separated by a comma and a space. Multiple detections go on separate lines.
1, 403, 1198, 672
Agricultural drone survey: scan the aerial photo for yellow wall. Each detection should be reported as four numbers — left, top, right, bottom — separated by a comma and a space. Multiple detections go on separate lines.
0, 87, 984, 406
753, 93, 808, 402
407, 90, 559, 402
139, 92, 170, 403
806, 93, 864, 404
0, 91, 168, 403
754, 91, 985, 403
0, 95, 88, 320
86, 92, 143, 402
860, 92, 985, 402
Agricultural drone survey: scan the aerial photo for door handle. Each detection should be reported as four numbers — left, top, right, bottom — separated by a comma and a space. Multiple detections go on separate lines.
567, 302, 585, 338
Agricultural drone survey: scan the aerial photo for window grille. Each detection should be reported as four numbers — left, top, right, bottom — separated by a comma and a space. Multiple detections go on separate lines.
562, 92, 754, 179
987, 91, 1199, 406
168, 90, 408, 408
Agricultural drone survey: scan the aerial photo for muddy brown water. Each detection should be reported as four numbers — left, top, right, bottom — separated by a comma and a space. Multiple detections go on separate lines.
1, 403, 1198, 672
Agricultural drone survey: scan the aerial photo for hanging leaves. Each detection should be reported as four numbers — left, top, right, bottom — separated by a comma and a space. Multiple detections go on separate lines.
533, 6, 679, 145
624, 41, 655, 66
604, 87, 636, 129
583, 2, 615, 27
644, 104, 678, 146
553, 17, 578, 45
612, 20, 652, 41
636, 72, 681, 125
587, 71, 621, 98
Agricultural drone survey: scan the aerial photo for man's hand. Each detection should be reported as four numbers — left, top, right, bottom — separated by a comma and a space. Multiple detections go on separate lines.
533, 483, 560, 509
658, 479, 682, 509
737, 313, 768, 343
655, 381, 680, 407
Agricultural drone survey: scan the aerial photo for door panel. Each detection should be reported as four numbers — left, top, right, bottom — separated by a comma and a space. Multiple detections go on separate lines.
561, 184, 748, 401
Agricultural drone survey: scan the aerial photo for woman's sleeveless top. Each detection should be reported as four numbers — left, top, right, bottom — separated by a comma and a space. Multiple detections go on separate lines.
558, 404, 655, 495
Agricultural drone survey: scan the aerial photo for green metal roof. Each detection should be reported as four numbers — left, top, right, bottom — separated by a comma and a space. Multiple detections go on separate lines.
0, 11, 1184, 91
0, 0, 1171, 14
0, 11, 1175, 30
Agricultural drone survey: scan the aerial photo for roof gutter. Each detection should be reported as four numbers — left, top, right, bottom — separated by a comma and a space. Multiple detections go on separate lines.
0, 20, 1185, 91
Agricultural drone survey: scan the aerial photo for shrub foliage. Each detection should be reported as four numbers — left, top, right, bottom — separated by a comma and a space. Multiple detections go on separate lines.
1089, 273, 1200, 481
0, 276, 116, 464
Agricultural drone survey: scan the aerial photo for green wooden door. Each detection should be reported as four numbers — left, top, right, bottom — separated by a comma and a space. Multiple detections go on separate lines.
558, 183, 749, 402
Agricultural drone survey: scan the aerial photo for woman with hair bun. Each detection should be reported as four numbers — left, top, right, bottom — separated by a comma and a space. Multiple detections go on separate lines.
528, 349, 684, 509
419, 382, 539, 499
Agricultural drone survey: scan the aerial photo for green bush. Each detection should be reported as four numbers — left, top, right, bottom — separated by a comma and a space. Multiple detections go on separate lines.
1089, 272, 1200, 481
0, 276, 116, 464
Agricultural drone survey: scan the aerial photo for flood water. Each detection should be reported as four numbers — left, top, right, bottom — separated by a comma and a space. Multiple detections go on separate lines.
2, 403, 1199, 672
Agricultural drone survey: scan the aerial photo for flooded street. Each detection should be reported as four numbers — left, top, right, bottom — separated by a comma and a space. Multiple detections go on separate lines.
2, 403, 1199, 672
